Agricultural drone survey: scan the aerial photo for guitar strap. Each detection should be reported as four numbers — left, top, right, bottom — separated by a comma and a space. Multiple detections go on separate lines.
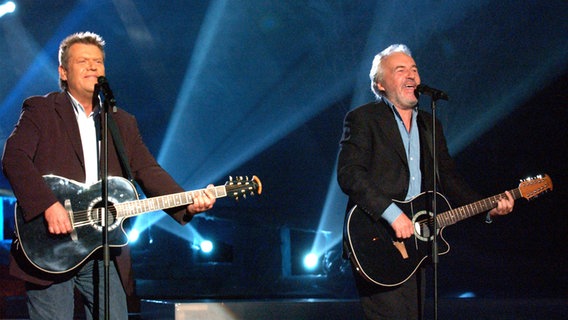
107, 113, 134, 182
93, 88, 133, 183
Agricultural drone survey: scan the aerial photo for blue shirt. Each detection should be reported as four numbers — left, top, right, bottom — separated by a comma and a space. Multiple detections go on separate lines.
380, 97, 422, 224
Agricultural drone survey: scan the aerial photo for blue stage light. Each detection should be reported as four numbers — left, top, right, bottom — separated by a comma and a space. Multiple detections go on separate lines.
0, 2, 16, 19
200, 240, 213, 253
303, 252, 319, 270
128, 229, 140, 243
458, 292, 477, 299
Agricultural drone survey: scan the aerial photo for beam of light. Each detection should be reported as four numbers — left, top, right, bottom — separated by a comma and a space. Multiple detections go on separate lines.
153, 214, 204, 244
154, 1, 370, 258
0, 1, 15, 18
0, 1, 98, 145
310, 170, 347, 259
446, 53, 568, 153
149, 0, 361, 249
128, 208, 206, 247
350, 1, 491, 107
157, 1, 360, 190
111, 0, 154, 47
156, 0, 228, 169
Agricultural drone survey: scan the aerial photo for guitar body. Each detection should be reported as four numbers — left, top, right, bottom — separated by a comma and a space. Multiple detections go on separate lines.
344, 191, 451, 287
14, 175, 138, 274
344, 174, 554, 287
13, 173, 263, 274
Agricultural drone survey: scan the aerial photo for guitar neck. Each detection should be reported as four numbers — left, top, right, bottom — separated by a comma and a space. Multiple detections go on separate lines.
437, 188, 521, 227
114, 185, 228, 219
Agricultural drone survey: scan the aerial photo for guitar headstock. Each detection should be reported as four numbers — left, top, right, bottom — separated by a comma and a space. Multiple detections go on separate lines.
225, 175, 262, 200
519, 174, 553, 200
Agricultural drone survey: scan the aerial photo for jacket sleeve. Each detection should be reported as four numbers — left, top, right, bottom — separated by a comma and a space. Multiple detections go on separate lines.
2, 97, 61, 221
112, 111, 191, 224
337, 106, 406, 221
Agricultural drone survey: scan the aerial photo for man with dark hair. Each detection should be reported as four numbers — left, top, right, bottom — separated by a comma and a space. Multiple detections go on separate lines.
2, 31, 216, 319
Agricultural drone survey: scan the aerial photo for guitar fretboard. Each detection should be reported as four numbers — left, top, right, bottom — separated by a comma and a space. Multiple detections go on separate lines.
114, 186, 228, 218
437, 188, 521, 227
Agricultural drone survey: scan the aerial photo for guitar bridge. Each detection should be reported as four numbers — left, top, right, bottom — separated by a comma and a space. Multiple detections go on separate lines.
64, 199, 78, 242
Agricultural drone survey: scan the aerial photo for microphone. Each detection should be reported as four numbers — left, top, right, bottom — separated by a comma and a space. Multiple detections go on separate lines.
97, 76, 117, 112
414, 84, 449, 101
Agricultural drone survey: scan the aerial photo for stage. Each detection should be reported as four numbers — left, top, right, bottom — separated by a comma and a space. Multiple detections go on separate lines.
1, 296, 566, 319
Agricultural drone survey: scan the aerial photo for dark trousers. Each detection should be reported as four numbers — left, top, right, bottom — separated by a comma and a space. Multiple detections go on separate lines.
25, 260, 128, 320
352, 266, 425, 320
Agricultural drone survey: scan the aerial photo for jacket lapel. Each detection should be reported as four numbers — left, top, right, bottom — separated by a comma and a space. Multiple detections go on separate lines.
374, 101, 408, 166
53, 92, 85, 167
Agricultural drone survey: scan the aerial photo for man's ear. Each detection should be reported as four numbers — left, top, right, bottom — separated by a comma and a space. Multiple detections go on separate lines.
376, 81, 385, 92
58, 65, 67, 81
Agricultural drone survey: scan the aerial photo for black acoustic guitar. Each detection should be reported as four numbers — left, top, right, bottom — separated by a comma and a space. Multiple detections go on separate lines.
344, 175, 552, 287
14, 174, 262, 274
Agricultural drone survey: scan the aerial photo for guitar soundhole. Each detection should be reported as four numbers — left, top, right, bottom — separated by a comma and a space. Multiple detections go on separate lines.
413, 210, 433, 242
88, 197, 121, 232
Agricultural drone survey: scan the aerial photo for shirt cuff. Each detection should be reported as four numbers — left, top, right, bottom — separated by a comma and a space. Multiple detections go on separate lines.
383, 203, 403, 225
485, 212, 493, 224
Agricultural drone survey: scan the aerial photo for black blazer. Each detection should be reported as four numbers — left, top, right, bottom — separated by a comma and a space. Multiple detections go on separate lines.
337, 100, 480, 222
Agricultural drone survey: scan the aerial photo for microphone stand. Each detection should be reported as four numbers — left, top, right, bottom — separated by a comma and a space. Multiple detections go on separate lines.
97, 81, 115, 320
429, 96, 439, 320
427, 88, 448, 320
417, 84, 448, 320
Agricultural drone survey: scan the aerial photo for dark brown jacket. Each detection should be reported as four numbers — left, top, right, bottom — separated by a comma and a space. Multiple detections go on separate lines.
2, 91, 189, 294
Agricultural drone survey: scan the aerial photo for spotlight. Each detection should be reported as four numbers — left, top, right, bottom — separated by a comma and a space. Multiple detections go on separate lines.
200, 240, 213, 253
195, 240, 233, 264
303, 252, 319, 270
281, 227, 327, 276
127, 229, 140, 243
0, 1, 16, 18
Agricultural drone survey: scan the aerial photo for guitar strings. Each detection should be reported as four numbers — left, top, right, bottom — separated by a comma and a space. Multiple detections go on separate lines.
415, 193, 506, 229
70, 206, 120, 227
66, 181, 257, 228
67, 189, 204, 227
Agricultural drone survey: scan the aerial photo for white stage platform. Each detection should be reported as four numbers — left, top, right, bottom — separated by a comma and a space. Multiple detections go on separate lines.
140, 298, 364, 320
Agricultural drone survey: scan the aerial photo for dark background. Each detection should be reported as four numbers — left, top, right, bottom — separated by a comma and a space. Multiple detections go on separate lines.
0, 0, 566, 302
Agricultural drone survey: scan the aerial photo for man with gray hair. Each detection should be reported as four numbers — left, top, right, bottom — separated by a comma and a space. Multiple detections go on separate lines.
337, 44, 514, 319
